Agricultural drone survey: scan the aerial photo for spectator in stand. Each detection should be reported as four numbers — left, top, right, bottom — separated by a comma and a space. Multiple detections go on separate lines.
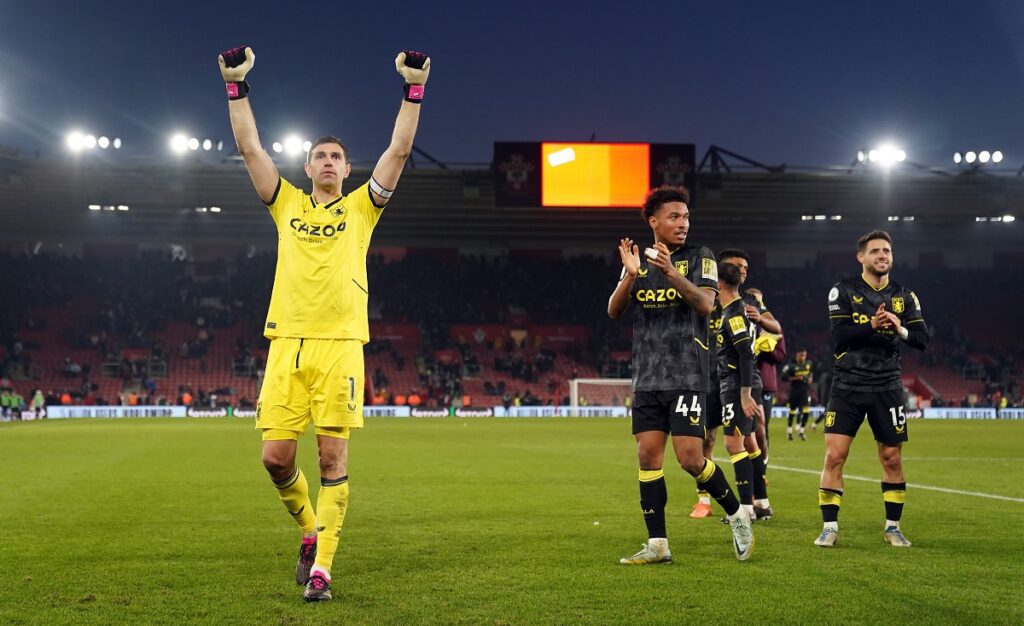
60, 391, 72, 405
0, 388, 12, 419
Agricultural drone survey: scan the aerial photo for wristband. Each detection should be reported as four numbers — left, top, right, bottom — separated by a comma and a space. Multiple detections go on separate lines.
226, 81, 250, 100
404, 83, 424, 103
898, 326, 909, 341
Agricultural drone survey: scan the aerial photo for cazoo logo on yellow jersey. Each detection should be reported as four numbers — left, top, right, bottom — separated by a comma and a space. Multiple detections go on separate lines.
636, 288, 684, 302
289, 218, 347, 238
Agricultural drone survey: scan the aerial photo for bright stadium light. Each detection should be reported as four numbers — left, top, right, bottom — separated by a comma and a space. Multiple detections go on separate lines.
88, 204, 101, 211
216, 140, 224, 151
188, 137, 200, 151
976, 216, 988, 222
965, 151, 977, 164
271, 142, 283, 153
302, 140, 312, 153
979, 150, 991, 164
801, 215, 813, 221
830, 215, 842, 220
857, 151, 866, 163
66, 130, 85, 152
993, 151, 1004, 163
202, 139, 213, 151
170, 133, 189, 154
902, 216, 915, 221
98, 136, 110, 149
113, 137, 122, 149
284, 135, 303, 156
83, 134, 97, 149
814, 215, 826, 221
210, 206, 221, 213
1004, 214, 1016, 223
954, 152, 962, 164
117, 205, 129, 211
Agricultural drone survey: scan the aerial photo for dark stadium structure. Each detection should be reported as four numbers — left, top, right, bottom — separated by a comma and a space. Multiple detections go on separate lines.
1, 152, 1022, 413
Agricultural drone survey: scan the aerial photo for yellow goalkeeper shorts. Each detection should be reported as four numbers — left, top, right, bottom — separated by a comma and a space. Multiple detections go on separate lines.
256, 337, 364, 439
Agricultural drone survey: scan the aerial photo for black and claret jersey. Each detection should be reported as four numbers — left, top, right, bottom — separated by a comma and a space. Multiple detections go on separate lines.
717, 296, 763, 392
828, 275, 928, 392
786, 360, 813, 392
628, 243, 719, 392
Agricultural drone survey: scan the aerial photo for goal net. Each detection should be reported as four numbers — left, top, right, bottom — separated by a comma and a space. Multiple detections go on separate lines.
569, 378, 632, 409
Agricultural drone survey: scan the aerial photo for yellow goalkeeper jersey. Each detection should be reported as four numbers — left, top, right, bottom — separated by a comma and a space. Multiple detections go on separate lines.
262, 177, 383, 342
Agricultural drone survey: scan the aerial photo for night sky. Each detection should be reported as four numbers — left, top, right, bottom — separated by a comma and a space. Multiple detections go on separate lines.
1, 1, 1022, 168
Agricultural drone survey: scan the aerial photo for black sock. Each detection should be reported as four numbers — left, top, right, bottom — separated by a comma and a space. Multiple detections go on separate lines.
819, 487, 843, 523
730, 452, 754, 506
639, 469, 667, 539
696, 460, 739, 516
750, 450, 767, 501
882, 481, 906, 522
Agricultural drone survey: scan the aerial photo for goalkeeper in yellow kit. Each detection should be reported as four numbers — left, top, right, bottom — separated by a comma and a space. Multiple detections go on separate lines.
218, 45, 430, 602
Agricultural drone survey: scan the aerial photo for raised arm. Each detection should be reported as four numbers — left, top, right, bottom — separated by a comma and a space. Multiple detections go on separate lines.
370, 51, 430, 207
219, 46, 279, 203
608, 239, 641, 318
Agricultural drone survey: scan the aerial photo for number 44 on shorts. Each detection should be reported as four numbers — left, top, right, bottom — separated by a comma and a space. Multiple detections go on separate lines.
675, 394, 703, 425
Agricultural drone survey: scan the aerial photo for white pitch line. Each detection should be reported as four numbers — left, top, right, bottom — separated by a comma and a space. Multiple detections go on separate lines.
765, 463, 1024, 504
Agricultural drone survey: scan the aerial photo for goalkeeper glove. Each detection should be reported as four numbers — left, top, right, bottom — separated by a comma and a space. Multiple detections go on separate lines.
218, 46, 254, 100
395, 50, 430, 103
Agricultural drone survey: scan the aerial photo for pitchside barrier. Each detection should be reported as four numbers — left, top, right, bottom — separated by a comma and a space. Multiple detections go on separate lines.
13, 405, 1024, 421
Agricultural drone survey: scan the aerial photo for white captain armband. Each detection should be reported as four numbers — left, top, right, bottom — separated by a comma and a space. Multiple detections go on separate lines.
369, 177, 395, 199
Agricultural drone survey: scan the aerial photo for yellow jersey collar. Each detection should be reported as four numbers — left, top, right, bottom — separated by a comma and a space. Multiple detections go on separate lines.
861, 273, 889, 291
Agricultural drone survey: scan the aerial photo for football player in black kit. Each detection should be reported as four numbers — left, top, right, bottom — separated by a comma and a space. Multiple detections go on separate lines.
608, 186, 754, 564
815, 230, 928, 548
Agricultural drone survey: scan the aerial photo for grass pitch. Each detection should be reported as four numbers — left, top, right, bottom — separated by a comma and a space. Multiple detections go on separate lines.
1, 416, 1022, 625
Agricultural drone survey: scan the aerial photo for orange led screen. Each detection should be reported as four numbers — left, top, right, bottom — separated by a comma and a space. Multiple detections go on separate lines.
541, 143, 650, 207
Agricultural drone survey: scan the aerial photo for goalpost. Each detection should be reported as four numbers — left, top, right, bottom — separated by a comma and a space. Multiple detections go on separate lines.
569, 378, 632, 409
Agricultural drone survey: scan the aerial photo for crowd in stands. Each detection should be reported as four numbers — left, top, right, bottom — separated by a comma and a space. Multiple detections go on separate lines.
1, 249, 1022, 415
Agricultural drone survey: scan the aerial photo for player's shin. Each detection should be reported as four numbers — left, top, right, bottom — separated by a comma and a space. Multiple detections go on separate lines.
730, 450, 754, 517
695, 459, 740, 517
882, 481, 906, 528
313, 476, 350, 576
750, 449, 769, 507
818, 487, 843, 529
639, 469, 668, 539
273, 468, 317, 536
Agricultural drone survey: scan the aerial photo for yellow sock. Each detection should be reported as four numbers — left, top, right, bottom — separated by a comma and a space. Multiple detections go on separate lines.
314, 476, 350, 572
273, 468, 316, 535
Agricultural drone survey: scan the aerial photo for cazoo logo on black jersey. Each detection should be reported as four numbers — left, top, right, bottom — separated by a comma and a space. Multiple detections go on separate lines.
289, 218, 347, 238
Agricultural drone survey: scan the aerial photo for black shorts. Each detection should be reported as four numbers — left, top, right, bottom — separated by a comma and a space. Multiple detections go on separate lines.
705, 384, 724, 430
761, 392, 774, 420
632, 390, 706, 438
824, 387, 907, 445
719, 387, 762, 437
788, 386, 810, 410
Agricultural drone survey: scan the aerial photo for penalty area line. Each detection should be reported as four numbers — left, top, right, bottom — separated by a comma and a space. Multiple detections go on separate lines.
764, 463, 1024, 504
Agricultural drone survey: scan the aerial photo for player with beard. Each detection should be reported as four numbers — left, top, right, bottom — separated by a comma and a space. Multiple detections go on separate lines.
815, 230, 928, 548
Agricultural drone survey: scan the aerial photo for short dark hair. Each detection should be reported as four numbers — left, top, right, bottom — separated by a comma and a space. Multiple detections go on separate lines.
857, 230, 892, 252
307, 135, 349, 163
718, 248, 749, 263
641, 185, 690, 220
719, 261, 743, 287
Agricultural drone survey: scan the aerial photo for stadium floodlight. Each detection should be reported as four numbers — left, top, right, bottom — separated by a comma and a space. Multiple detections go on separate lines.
830, 215, 842, 220
954, 152, 962, 164
216, 140, 224, 151
856, 151, 866, 163
195, 206, 208, 213
271, 142, 283, 153
170, 133, 189, 154
113, 137, 122, 149
103, 205, 115, 211
993, 151, 1003, 163
976, 216, 987, 222
888, 216, 899, 221
97, 136, 110, 149
902, 216, 915, 221
814, 215, 826, 221
88, 204, 101, 211
965, 151, 977, 164
117, 205, 129, 211
302, 140, 312, 153
83, 134, 97, 149
1004, 215, 1016, 223
210, 206, 221, 213
869, 144, 905, 166
284, 135, 303, 156
187, 137, 200, 151
979, 150, 991, 164
202, 139, 212, 151
801, 215, 813, 221
66, 130, 85, 152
